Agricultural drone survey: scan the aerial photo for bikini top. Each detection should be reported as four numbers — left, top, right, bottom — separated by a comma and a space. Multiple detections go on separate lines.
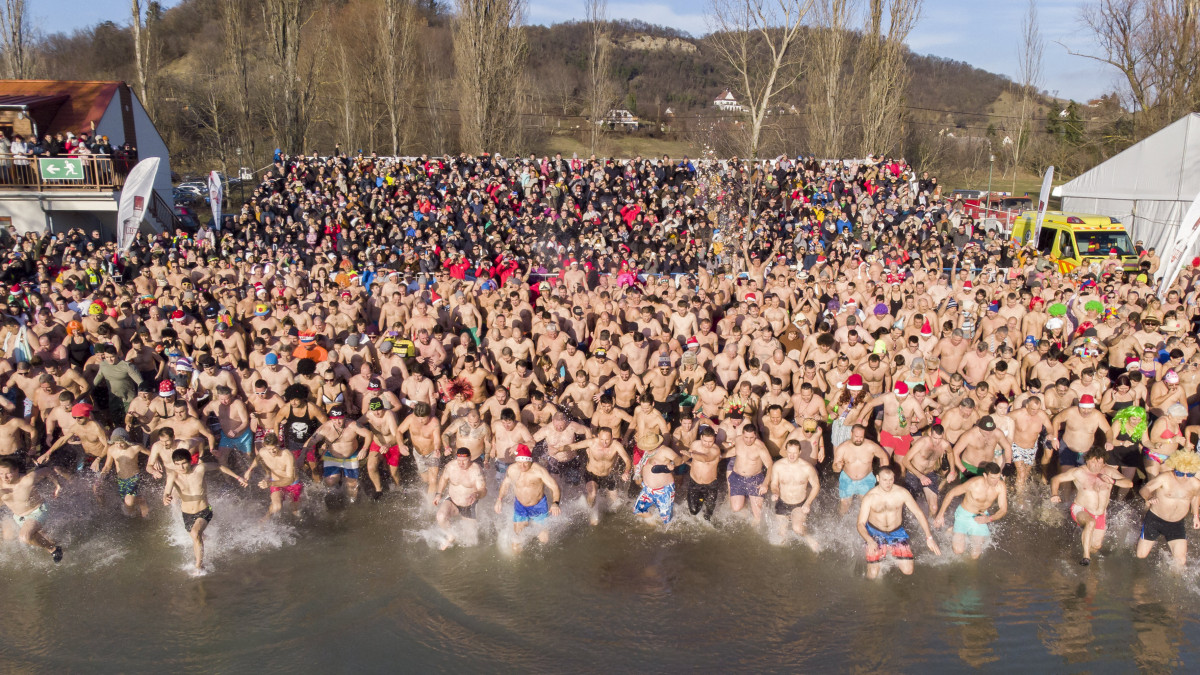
322, 390, 345, 405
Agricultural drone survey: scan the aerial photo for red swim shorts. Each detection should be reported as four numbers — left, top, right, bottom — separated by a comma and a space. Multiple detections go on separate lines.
879, 430, 913, 457
270, 482, 304, 502
369, 441, 402, 467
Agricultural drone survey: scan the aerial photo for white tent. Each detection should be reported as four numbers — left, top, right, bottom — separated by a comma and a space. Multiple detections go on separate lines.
1055, 113, 1200, 255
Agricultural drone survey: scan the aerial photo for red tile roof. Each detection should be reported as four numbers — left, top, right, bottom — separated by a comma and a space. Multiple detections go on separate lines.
0, 80, 121, 136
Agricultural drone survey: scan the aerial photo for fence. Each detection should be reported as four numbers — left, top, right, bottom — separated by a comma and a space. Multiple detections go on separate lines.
0, 155, 125, 191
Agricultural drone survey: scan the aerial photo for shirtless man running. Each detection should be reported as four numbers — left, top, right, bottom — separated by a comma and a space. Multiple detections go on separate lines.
304, 407, 374, 503
162, 448, 248, 570
494, 444, 562, 550
433, 447, 487, 549
724, 424, 774, 522
898, 424, 950, 515
563, 427, 631, 525
0, 457, 64, 562
1135, 451, 1200, 570
934, 462, 1008, 559
1050, 448, 1132, 566
100, 428, 150, 517
857, 466, 941, 578
769, 439, 821, 549
833, 425, 890, 515
396, 401, 443, 501
243, 433, 303, 519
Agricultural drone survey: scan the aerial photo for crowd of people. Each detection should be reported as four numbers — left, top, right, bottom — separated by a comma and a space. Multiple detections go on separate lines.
1, 151, 1199, 575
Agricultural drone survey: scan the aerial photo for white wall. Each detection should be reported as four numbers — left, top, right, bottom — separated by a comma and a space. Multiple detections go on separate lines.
96, 92, 173, 199
0, 192, 119, 236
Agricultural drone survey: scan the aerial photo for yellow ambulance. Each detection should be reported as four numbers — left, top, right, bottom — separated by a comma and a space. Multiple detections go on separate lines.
1010, 210, 1140, 274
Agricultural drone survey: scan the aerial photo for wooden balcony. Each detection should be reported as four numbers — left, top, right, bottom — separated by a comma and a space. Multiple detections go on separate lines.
0, 154, 127, 191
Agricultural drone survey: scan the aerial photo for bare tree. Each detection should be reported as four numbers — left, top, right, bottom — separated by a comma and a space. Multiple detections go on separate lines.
807, 0, 858, 158
0, 0, 31, 79
131, 1, 150, 109
221, 0, 256, 164
586, 0, 615, 155
706, 0, 812, 160
857, 0, 922, 156
1011, 0, 1043, 189
380, 0, 418, 156
453, 0, 527, 154
260, 0, 328, 154
1069, 0, 1200, 137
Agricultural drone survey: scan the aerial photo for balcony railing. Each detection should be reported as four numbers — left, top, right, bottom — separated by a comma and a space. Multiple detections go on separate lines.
0, 154, 126, 191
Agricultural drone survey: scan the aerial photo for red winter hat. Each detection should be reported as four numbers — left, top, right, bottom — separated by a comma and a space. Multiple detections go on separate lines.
71, 402, 93, 417
159, 380, 176, 396
920, 319, 932, 336
171, 310, 185, 321
894, 382, 909, 397
846, 374, 864, 391
515, 444, 533, 461
1079, 394, 1096, 408
686, 336, 699, 347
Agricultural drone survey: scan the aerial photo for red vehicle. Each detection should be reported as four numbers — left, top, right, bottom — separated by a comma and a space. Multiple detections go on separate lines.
955, 191, 1032, 232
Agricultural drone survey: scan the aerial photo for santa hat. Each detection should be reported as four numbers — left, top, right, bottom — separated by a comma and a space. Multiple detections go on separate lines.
846, 374, 864, 391
430, 292, 443, 306
744, 293, 757, 303
171, 309, 184, 321
686, 336, 699, 349
894, 382, 909, 397
159, 380, 176, 397
515, 444, 533, 462
1079, 394, 1095, 408
920, 319, 932, 336
963, 280, 973, 289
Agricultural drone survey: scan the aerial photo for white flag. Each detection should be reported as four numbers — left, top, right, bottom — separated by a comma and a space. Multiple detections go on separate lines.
116, 157, 160, 252
208, 171, 224, 231
1032, 166, 1054, 245
1156, 189, 1200, 297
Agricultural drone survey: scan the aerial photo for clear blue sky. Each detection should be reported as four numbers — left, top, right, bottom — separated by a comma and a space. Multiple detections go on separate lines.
38, 0, 1110, 102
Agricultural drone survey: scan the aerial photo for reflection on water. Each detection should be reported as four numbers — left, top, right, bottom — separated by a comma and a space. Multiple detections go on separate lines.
1, 479, 1199, 672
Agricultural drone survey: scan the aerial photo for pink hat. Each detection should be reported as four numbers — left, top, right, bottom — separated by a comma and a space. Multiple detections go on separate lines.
1164, 369, 1180, 384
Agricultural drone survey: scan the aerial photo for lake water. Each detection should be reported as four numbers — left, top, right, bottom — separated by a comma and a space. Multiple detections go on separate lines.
1, 476, 1198, 673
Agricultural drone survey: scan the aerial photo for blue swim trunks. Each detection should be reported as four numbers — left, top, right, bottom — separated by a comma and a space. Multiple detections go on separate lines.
634, 482, 676, 524
219, 427, 255, 455
839, 471, 876, 499
514, 495, 550, 523
953, 504, 991, 538
728, 469, 765, 498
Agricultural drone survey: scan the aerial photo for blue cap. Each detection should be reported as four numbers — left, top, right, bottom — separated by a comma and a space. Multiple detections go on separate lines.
265, 353, 279, 365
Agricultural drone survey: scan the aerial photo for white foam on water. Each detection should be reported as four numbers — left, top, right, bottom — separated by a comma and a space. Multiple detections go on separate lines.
162, 488, 298, 571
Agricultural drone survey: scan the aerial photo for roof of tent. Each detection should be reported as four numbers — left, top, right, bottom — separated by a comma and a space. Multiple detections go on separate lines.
1057, 113, 1200, 202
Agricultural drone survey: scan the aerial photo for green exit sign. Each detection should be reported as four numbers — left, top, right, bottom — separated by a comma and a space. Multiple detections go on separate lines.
38, 158, 85, 180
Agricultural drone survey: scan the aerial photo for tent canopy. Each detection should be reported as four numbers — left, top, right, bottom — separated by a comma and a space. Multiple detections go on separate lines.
1058, 113, 1200, 254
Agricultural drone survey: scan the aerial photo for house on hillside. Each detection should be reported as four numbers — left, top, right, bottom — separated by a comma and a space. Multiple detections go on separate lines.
0, 80, 176, 235
713, 90, 745, 113
599, 109, 639, 131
